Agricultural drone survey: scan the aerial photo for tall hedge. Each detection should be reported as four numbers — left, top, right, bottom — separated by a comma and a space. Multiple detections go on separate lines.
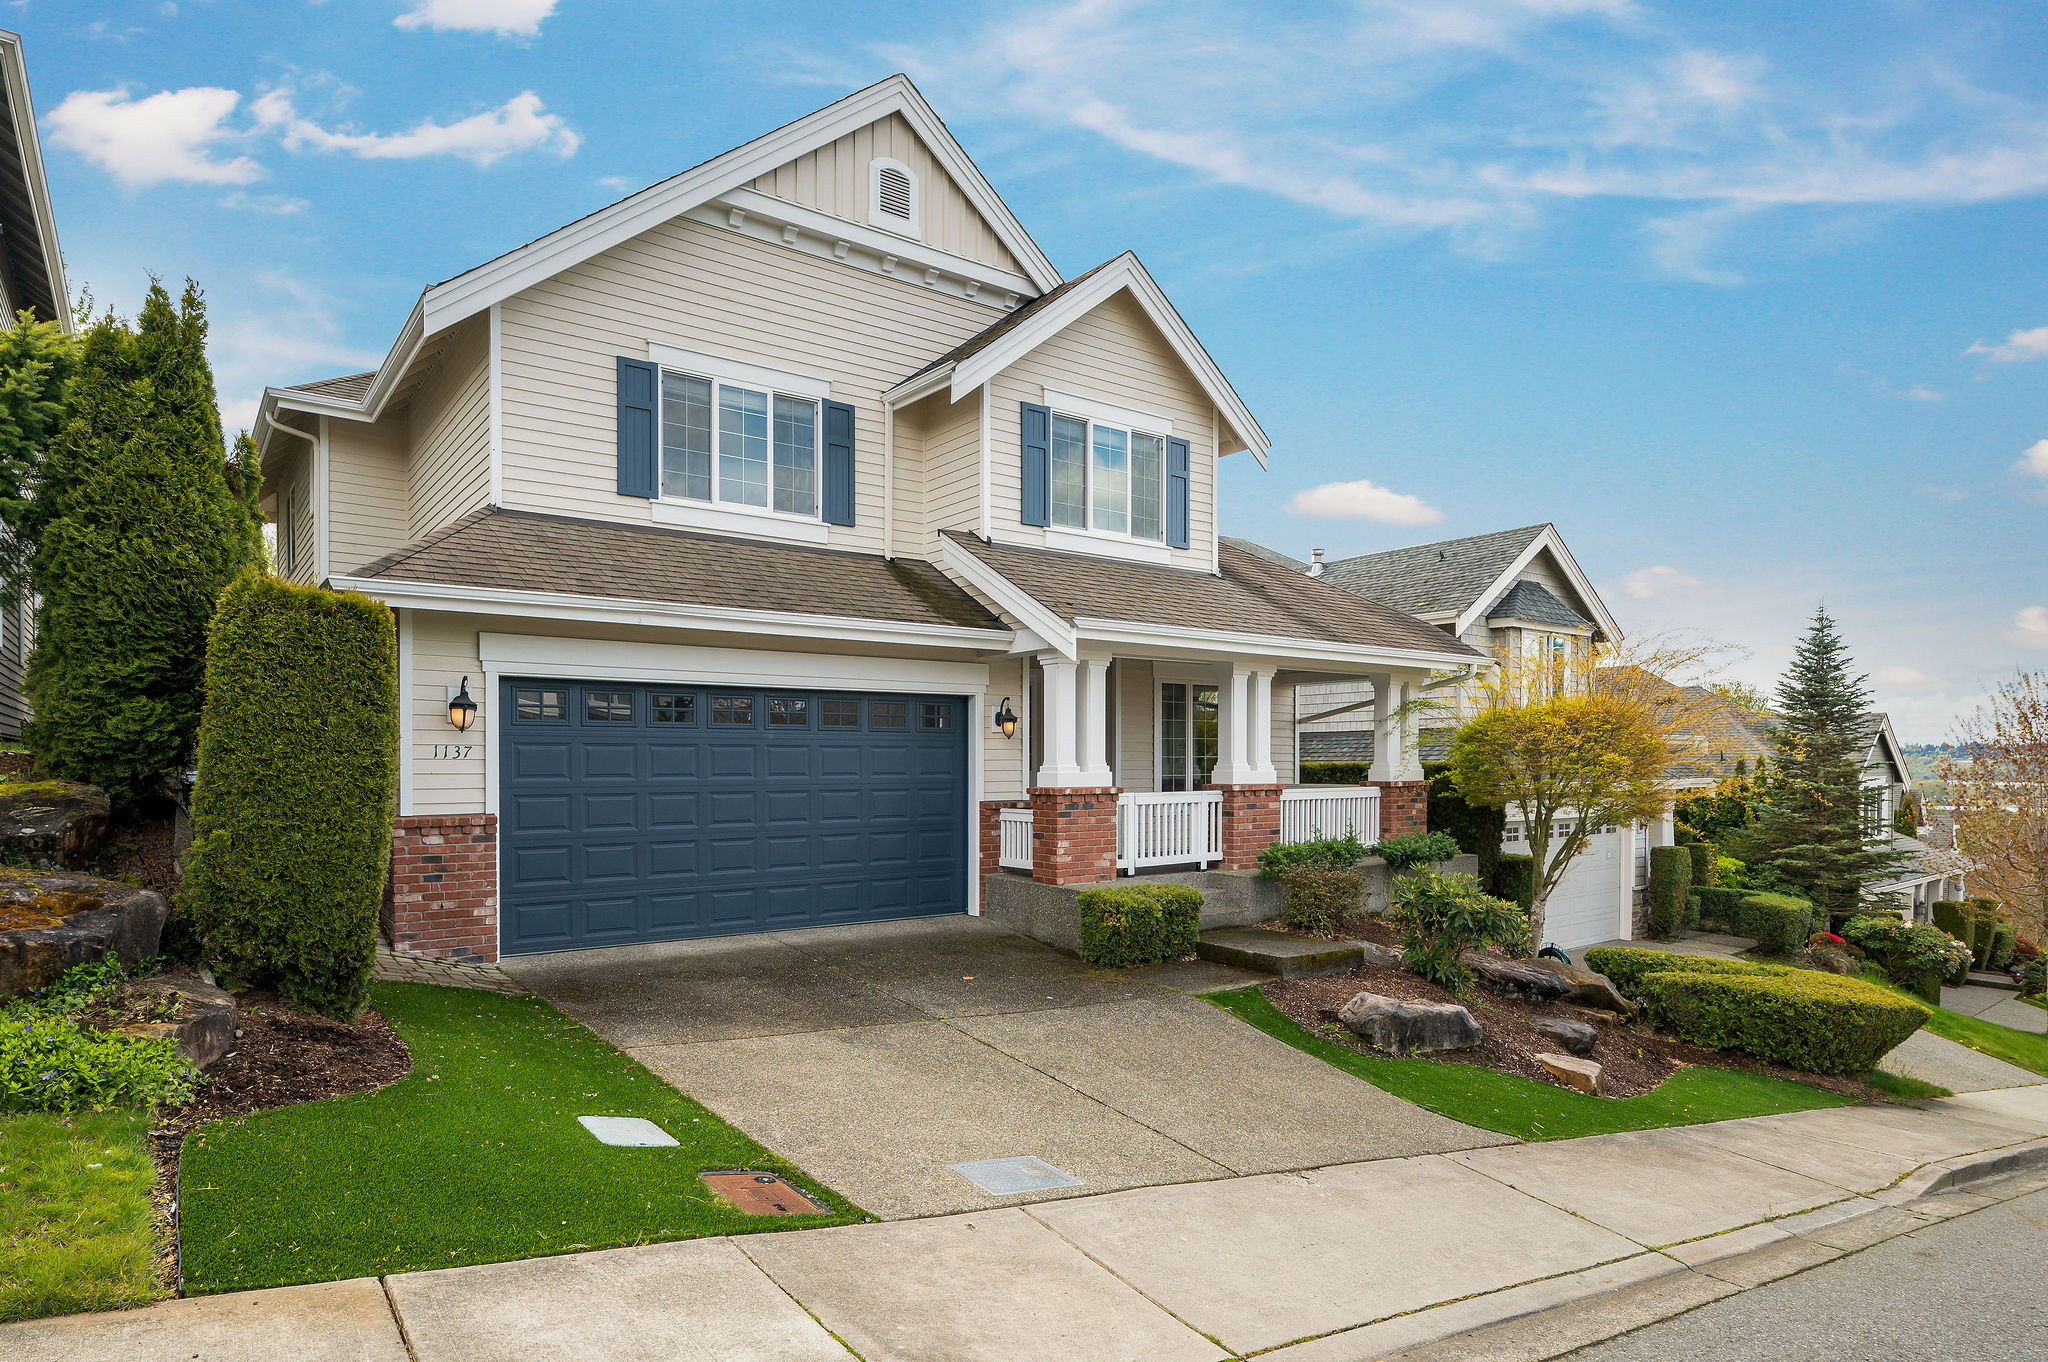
1425, 759, 1506, 894
1648, 845, 1691, 939
1686, 840, 1718, 888
1965, 899, 2001, 969
181, 574, 398, 1017
22, 282, 264, 811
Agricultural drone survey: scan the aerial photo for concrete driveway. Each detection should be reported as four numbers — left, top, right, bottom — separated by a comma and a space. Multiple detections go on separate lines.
501, 915, 1510, 1217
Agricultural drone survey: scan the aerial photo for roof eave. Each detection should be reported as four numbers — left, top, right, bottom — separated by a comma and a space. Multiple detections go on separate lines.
0, 31, 71, 332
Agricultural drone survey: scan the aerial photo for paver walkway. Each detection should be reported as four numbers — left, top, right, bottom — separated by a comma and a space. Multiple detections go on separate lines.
499, 916, 1508, 1217
12, 1086, 2045, 1362
1941, 981, 2047, 1033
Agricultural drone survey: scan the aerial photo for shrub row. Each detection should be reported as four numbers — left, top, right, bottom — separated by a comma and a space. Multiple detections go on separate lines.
1495, 853, 1534, 912
1076, 884, 1202, 967
1299, 761, 1373, 785
1583, 946, 1801, 997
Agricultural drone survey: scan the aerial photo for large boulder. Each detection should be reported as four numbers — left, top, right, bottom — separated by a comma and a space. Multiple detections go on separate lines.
1531, 1017, 1599, 1056
1462, 951, 1573, 1003
0, 869, 169, 999
1339, 991, 1482, 1056
1528, 957, 1635, 1015
0, 779, 110, 870
114, 976, 237, 1069
1358, 941, 1406, 970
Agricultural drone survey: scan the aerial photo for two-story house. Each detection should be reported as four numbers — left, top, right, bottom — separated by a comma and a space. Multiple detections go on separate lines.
1857, 712, 1968, 919
255, 76, 1480, 964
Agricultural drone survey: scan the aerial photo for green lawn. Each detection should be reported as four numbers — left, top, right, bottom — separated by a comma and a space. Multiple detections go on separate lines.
1918, 1002, 2048, 1078
1207, 986, 1852, 1141
179, 982, 864, 1294
0, 1109, 161, 1322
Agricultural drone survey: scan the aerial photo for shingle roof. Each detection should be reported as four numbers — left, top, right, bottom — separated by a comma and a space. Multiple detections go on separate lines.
899, 257, 1119, 385
1300, 731, 1454, 765
1319, 524, 1550, 618
1220, 536, 1309, 573
284, 371, 378, 403
1485, 579, 1587, 629
942, 532, 1481, 658
351, 508, 1007, 632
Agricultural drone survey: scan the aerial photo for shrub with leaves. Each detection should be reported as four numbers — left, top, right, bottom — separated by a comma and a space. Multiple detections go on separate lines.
1076, 884, 1202, 967
1716, 856, 1747, 889
2023, 957, 2044, 998
1281, 866, 1363, 936
1841, 914, 1972, 984
1257, 833, 1369, 879
1391, 868, 1527, 991
1367, 830, 1463, 872
1648, 845, 1691, 939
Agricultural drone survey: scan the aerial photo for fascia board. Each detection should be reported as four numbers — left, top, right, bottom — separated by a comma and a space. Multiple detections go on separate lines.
1533, 525, 1622, 642
888, 78, 1061, 293
1071, 616, 1486, 672
1453, 530, 1552, 638
0, 35, 69, 332
1485, 615, 1596, 635
329, 575, 1011, 652
936, 538, 1077, 658
885, 364, 954, 406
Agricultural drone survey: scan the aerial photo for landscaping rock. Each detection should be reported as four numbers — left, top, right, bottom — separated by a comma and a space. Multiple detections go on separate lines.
1338, 991, 1482, 1056
1531, 1017, 1599, 1056
115, 976, 237, 1069
0, 869, 170, 999
1358, 941, 1405, 970
1536, 1052, 1608, 1096
1528, 957, 1635, 1015
1462, 951, 1573, 1003
0, 779, 110, 870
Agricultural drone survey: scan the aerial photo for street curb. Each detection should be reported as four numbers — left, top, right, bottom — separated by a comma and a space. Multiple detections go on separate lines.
1884, 1136, 2048, 1200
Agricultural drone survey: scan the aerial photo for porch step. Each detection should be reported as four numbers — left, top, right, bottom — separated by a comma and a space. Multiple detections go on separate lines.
1197, 927, 1364, 979
1966, 970, 2022, 993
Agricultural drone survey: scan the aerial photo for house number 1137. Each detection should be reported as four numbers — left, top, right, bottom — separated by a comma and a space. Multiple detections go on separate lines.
427, 745, 476, 760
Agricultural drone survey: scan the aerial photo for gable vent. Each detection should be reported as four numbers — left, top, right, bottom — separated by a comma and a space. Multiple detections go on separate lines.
877, 165, 913, 220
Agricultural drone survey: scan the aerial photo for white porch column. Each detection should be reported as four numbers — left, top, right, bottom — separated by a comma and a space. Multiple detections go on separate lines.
1369, 673, 1425, 782
1210, 663, 1256, 785
1078, 656, 1114, 787
1035, 654, 1085, 787
1249, 667, 1278, 784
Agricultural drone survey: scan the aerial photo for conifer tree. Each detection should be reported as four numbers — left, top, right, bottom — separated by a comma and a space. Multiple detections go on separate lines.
1741, 607, 1902, 919
23, 280, 265, 811
0, 310, 78, 597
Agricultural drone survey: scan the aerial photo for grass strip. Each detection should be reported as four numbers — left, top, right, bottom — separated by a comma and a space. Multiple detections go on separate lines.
0, 1108, 160, 1322
1865, 1069, 1952, 1101
1206, 985, 1851, 1141
1916, 1003, 2048, 1077
179, 981, 864, 1294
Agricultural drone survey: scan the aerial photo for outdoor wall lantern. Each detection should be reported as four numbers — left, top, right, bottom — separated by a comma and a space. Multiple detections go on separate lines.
994, 697, 1019, 739
448, 677, 478, 732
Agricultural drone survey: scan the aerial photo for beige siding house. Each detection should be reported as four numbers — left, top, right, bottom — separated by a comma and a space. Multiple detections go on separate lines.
257, 75, 1478, 963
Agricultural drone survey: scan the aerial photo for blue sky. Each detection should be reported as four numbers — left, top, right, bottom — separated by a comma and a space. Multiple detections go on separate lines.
22, 0, 2048, 740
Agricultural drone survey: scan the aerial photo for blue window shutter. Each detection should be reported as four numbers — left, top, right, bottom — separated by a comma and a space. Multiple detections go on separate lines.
822, 399, 856, 526
1166, 436, 1191, 549
1020, 402, 1051, 527
616, 357, 659, 499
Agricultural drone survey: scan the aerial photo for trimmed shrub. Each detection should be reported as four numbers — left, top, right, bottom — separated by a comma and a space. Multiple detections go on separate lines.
1076, 884, 1201, 967
1582, 946, 1800, 998
1681, 889, 1701, 932
1281, 866, 1363, 936
1931, 900, 1968, 944
1740, 892, 1817, 957
1367, 830, 1463, 872
181, 574, 398, 1019
1392, 868, 1527, 991
1693, 885, 1748, 933
1988, 922, 2017, 972
1257, 832, 1369, 879
1839, 914, 1970, 988
1299, 761, 1373, 785
1647, 845, 1691, 939
1716, 856, 1747, 890
1686, 840, 1718, 888
1966, 899, 2000, 968
1638, 970, 1928, 1075
2024, 957, 2045, 998
1494, 853, 1534, 913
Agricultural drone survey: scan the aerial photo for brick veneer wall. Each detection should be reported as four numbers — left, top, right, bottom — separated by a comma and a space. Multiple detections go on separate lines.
1377, 780, 1430, 840
1212, 783, 1283, 870
1029, 786, 1119, 885
389, 814, 499, 963
978, 799, 1031, 900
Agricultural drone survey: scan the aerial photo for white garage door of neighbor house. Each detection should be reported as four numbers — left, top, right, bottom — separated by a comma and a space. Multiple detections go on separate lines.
1506, 819, 1627, 953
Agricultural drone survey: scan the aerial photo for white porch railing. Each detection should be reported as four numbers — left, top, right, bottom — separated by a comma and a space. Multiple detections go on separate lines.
997, 807, 1034, 870
1279, 785, 1381, 845
1116, 790, 1224, 875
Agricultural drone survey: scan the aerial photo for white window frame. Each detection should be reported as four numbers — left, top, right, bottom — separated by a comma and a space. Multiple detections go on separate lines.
868, 156, 921, 241
1154, 676, 1221, 793
1042, 388, 1174, 558
645, 343, 832, 543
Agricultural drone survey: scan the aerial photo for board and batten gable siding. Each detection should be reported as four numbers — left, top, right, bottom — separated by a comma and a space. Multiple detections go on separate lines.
746, 112, 1022, 274
978, 290, 1220, 570
327, 412, 412, 576
407, 317, 492, 540
495, 215, 996, 555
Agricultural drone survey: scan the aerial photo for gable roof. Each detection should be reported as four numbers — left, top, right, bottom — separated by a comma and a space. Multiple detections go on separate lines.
887, 251, 1270, 465
285, 371, 377, 403
0, 31, 69, 331
1221, 536, 1310, 573
1860, 712, 1910, 787
1319, 523, 1618, 642
1486, 580, 1588, 630
259, 74, 1059, 444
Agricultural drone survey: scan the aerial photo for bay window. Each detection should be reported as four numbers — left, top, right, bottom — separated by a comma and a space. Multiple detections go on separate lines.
1047, 405, 1168, 542
660, 367, 818, 518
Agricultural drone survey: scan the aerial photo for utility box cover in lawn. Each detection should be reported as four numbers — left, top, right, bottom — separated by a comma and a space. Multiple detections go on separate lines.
578, 1115, 679, 1147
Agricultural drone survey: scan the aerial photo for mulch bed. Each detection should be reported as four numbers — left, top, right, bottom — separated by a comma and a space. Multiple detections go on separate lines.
92, 812, 182, 903
1263, 958, 1889, 1104
143, 968, 413, 1288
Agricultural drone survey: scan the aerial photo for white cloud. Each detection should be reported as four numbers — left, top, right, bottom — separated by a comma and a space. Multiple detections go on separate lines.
219, 190, 309, 214
1286, 478, 1443, 525
254, 88, 579, 166
394, 0, 559, 37
2013, 439, 2048, 481
1967, 326, 2048, 363
1876, 665, 1939, 690
1902, 384, 1944, 402
46, 86, 260, 187
2009, 606, 2048, 649
1617, 565, 1704, 599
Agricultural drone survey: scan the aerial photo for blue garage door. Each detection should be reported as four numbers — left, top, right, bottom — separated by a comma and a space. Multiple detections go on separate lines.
500, 680, 968, 955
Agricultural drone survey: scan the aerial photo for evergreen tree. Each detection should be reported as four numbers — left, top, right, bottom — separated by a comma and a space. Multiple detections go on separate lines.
23, 280, 265, 812
1741, 607, 1903, 919
0, 310, 79, 598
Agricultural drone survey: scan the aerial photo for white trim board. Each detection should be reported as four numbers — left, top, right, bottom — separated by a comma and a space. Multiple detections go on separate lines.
646, 340, 834, 400
706, 189, 1031, 307
1453, 526, 1622, 644
1043, 387, 1173, 436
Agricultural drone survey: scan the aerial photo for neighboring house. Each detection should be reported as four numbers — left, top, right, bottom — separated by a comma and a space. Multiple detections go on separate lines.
255, 75, 1479, 964
1857, 712, 1968, 920
0, 30, 72, 739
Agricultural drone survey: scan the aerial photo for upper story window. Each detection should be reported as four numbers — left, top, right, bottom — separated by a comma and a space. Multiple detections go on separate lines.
660, 368, 818, 518
868, 157, 920, 240
1049, 410, 1168, 543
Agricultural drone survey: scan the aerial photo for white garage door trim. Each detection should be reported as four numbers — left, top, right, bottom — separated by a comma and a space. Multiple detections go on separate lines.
1505, 817, 1633, 952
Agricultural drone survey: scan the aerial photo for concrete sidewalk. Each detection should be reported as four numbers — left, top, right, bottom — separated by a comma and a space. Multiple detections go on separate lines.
10, 1086, 2047, 1362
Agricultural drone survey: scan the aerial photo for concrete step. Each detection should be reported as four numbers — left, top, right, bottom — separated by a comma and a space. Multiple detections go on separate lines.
1196, 926, 1363, 979
1966, 970, 2022, 993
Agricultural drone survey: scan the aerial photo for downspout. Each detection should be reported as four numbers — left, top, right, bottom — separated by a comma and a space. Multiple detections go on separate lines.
883, 399, 895, 560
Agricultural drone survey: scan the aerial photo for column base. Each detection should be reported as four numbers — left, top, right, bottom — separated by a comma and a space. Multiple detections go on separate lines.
1028, 786, 1120, 885
389, 814, 499, 963
1375, 780, 1430, 840
1209, 783, 1284, 870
